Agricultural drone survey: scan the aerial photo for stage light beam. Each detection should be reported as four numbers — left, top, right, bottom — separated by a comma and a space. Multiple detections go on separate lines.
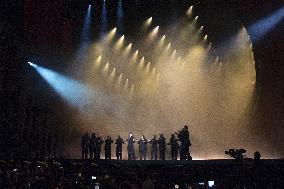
144, 17, 153, 28
105, 27, 117, 42
99, 0, 108, 39
248, 6, 284, 42
148, 26, 159, 41
116, 0, 124, 34
114, 35, 125, 51
28, 63, 98, 113
186, 6, 193, 16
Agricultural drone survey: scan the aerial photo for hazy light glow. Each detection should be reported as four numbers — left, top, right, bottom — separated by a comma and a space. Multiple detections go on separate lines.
138, 57, 145, 69
203, 34, 208, 41
148, 26, 159, 41
116, 0, 124, 34
124, 78, 129, 89
105, 28, 117, 42
99, 0, 108, 39
130, 50, 139, 63
114, 35, 125, 50
80, 5, 92, 43
66, 6, 258, 159
248, 6, 284, 42
94, 55, 102, 68
144, 17, 153, 27
103, 62, 110, 73
30, 63, 97, 112
186, 6, 193, 16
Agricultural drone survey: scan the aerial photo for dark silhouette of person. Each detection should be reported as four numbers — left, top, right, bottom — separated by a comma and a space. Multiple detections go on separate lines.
158, 134, 166, 160
168, 134, 179, 160
104, 135, 113, 159
89, 133, 96, 160
95, 134, 104, 160
137, 135, 148, 160
176, 125, 191, 160
142, 176, 154, 189
115, 135, 124, 160
126, 132, 135, 160
81, 132, 89, 159
149, 135, 158, 160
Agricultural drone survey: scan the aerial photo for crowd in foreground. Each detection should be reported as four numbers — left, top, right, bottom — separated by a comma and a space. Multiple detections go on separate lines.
1, 158, 283, 189
81, 126, 192, 161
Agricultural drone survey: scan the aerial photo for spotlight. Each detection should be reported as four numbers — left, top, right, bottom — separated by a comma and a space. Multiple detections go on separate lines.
248, 6, 284, 42
146, 62, 151, 72
105, 27, 117, 42
166, 43, 171, 51
186, 6, 193, 16
114, 35, 125, 50
28, 61, 37, 68
158, 35, 166, 47
145, 17, 153, 26
124, 78, 129, 89
148, 26, 159, 40
103, 62, 109, 72
154, 26, 159, 32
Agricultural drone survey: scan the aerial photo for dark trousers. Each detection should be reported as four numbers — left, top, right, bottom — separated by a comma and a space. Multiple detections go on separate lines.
105, 149, 111, 159
151, 149, 157, 160
96, 150, 101, 160
171, 149, 178, 160
89, 148, 96, 160
116, 151, 122, 160
128, 152, 135, 160
140, 150, 146, 160
128, 146, 135, 160
180, 145, 186, 160
159, 150, 165, 160
82, 147, 88, 159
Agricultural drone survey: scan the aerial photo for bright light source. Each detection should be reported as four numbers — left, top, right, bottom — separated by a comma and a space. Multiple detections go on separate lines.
28, 61, 37, 68
186, 6, 193, 16
145, 17, 152, 26
114, 35, 125, 51
203, 34, 208, 41
148, 26, 159, 41
105, 27, 117, 42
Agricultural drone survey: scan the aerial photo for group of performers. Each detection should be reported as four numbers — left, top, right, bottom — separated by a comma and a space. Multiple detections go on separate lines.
81, 125, 191, 160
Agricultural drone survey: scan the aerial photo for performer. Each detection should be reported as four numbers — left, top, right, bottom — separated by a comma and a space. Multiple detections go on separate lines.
115, 135, 124, 160
137, 135, 148, 160
95, 134, 104, 160
158, 134, 166, 160
168, 134, 179, 160
126, 132, 136, 160
89, 133, 96, 160
149, 135, 158, 160
81, 132, 89, 159
104, 135, 113, 159
176, 125, 191, 160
